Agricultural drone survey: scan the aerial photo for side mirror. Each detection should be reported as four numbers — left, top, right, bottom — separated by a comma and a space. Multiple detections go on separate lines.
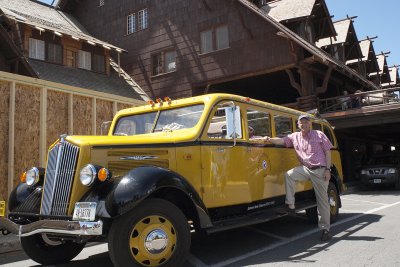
225, 105, 242, 144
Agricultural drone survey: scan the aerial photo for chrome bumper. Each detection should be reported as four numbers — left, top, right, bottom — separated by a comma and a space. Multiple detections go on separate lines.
0, 217, 103, 237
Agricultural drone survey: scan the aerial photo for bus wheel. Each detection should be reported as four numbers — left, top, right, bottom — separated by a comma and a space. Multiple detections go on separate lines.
109, 198, 191, 267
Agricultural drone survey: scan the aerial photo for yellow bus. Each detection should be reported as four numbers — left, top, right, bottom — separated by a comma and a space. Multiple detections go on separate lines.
0, 94, 343, 267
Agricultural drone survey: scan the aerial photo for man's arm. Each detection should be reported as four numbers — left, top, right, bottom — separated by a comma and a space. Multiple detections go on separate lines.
263, 136, 285, 146
324, 150, 332, 181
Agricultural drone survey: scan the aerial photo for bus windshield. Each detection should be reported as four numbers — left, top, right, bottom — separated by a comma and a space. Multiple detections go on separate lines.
113, 104, 204, 136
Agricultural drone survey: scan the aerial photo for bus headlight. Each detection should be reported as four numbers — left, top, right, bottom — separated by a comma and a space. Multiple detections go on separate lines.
25, 167, 40, 186
80, 164, 97, 186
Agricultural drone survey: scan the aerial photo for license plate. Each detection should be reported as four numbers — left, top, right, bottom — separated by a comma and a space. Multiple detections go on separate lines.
373, 179, 382, 184
0, 201, 5, 217
73, 202, 97, 221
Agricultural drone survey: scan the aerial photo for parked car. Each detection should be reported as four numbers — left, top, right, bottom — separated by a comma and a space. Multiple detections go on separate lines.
360, 153, 400, 189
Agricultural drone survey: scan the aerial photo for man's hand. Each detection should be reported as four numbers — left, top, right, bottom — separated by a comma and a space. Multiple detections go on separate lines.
324, 169, 331, 181
263, 136, 285, 146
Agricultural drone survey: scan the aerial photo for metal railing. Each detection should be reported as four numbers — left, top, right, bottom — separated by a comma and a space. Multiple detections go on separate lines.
318, 87, 400, 114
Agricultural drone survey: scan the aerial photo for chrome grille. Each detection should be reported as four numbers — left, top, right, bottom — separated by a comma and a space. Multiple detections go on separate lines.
40, 141, 79, 216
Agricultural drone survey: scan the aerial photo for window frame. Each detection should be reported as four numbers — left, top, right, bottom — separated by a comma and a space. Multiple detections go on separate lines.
246, 108, 271, 140
77, 50, 92, 70
47, 43, 63, 64
151, 50, 177, 76
273, 114, 294, 138
200, 24, 229, 54
28, 38, 45, 61
127, 13, 136, 35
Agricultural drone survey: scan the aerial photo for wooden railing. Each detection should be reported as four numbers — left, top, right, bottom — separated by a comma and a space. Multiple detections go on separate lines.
317, 87, 400, 114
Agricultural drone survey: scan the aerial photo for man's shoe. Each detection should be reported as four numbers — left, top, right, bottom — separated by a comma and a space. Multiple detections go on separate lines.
276, 205, 295, 215
321, 229, 332, 241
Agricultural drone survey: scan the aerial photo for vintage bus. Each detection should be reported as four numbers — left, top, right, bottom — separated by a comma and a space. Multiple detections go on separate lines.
0, 94, 343, 267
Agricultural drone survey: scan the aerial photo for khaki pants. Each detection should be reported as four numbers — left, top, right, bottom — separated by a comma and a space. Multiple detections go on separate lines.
285, 166, 330, 230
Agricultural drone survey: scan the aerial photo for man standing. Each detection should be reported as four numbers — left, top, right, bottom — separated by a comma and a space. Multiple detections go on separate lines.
264, 114, 333, 241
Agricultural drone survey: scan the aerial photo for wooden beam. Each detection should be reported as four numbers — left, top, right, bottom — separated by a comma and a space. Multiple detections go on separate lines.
92, 97, 97, 135
39, 87, 47, 166
316, 64, 333, 95
8, 82, 15, 198
68, 93, 73, 134
285, 69, 302, 95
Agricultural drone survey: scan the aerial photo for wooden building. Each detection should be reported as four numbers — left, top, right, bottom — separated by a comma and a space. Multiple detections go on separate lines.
0, 0, 149, 101
58, 0, 378, 111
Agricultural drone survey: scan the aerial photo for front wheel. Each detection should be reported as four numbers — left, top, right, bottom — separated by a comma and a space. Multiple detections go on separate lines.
20, 233, 85, 265
108, 198, 191, 267
306, 182, 340, 223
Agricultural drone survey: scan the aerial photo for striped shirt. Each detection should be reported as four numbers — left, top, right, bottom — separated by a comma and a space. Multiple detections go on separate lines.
283, 130, 333, 168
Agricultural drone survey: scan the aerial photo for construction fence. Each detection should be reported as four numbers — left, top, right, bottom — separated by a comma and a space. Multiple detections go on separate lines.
0, 71, 144, 202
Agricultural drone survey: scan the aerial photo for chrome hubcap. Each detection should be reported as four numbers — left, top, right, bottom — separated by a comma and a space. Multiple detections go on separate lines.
329, 196, 336, 206
144, 229, 168, 254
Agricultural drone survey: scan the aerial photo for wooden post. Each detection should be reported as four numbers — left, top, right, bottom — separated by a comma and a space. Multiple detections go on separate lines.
8, 82, 15, 198
92, 97, 97, 135
113, 101, 118, 116
68, 93, 73, 134
39, 87, 47, 166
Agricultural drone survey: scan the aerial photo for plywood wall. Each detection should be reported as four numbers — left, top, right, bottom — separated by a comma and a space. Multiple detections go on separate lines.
73, 95, 93, 135
96, 99, 114, 135
1, 72, 144, 203
14, 85, 41, 186
47, 90, 69, 148
0, 81, 10, 201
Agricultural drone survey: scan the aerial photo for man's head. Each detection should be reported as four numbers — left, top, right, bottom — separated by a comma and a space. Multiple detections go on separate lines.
298, 114, 311, 133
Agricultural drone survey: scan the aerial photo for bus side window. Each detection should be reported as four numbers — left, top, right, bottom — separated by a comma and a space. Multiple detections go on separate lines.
312, 123, 322, 131
247, 109, 271, 139
274, 115, 293, 138
207, 103, 243, 139
322, 125, 335, 146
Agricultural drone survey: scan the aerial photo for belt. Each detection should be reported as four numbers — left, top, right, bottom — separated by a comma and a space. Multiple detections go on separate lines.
307, 166, 326, 170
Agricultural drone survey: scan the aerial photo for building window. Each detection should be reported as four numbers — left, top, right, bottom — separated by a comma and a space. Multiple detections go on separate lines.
93, 54, 105, 73
29, 38, 45, 60
152, 50, 177, 76
47, 43, 62, 64
200, 30, 213, 54
127, 8, 148, 35
99, 0, 104, 6
138, 8, 148, 30
78, 50, 91, 70
127, 13, 136, 34
216, 25, 229, 50
200, 25, 229, 54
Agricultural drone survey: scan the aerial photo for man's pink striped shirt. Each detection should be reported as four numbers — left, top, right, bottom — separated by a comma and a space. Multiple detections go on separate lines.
283, 130, 333, 168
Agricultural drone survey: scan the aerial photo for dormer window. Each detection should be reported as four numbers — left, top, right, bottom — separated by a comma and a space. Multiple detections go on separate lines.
29, 38, 45, 60
78, 50, 91, 70
47, 43, 62, 64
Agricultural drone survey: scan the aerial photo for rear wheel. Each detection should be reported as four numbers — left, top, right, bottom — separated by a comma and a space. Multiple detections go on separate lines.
20, 233, 85, 265
328, 182, 340, 223
306, 182, 340, 223
108, 198, 191, 267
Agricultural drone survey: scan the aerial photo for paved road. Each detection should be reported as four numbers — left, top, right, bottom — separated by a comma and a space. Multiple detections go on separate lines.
1, 189, 399, 266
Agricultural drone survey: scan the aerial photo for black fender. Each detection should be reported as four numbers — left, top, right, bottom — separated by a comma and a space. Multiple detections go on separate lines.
8, 183, 42, 214
81, 166, 212, 229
